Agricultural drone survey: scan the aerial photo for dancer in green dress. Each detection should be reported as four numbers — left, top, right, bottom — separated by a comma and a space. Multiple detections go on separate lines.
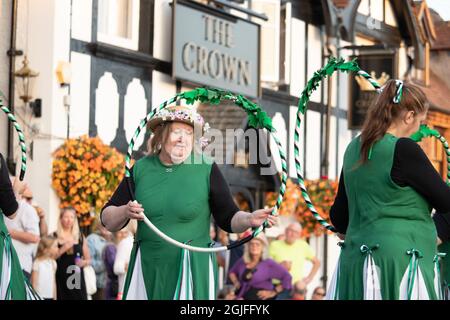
0, 153, 31, 299
101, 105, 276, 300
329, 80, 450, 299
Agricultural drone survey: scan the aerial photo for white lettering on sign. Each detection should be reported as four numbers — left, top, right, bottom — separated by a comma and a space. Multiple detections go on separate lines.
181, 14, 251, 86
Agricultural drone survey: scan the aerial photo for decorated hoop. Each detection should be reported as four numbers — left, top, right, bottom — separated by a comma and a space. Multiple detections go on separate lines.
0, 102, 27, 180
411, 124, 450, 186
294, 57, 381, 233
126, 87, 287, 252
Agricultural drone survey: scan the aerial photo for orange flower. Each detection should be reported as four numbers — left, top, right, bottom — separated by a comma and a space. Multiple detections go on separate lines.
52, 135, 125, 227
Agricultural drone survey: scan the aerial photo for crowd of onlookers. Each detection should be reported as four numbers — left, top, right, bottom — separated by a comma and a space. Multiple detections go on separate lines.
4, 178, 136, 300
6, 177, 325, 300
211, 221, 326, 300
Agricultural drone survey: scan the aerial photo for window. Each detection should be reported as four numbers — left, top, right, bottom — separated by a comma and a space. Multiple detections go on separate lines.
251, 0, 280, 85
98, 0, 140, 50
279, 2, 291, 88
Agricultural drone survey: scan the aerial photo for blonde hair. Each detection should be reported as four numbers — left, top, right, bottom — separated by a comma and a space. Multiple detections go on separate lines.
56, 207, 81, 243
35, 236, 57, 260
242, 236, 269, 264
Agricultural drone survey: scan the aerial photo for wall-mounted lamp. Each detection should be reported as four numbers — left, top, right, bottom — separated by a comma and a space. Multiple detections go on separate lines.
14, 55, 39, 103
14, 55, 41, 118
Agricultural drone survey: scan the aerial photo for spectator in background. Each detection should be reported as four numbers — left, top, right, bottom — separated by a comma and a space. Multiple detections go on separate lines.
54, 207, 90, 300
291, 281, 307, 300
5, 177, 40, 280
103, 233, 119, 300
229, 233, 292, 300
87, 222, 112, 300
113, 220, 136, 300
22, 187, 48, 237
31, 236, 58, 300
311, 286, 326, 300
215, 227, 245, 287
217, 285, 236, 300
269, 223, 320, 290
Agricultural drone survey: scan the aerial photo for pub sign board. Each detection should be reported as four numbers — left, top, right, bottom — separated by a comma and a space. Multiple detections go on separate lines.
348, 54, 396, 129
172, 0, 260, 98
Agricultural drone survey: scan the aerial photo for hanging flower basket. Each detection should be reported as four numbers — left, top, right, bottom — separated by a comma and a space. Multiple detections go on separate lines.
52, 135, 125, 228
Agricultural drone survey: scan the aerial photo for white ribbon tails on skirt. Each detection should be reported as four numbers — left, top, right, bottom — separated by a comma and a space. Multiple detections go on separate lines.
362, 254, 382, 299
399, 249, 430, 300
208, 254, 215, 300
0, 236, 12, 299
325, 255, 340, 300
433, 263, 442, 300
174, 248, 193, 300
25, 281, 41, 300
125, 248, 148, 300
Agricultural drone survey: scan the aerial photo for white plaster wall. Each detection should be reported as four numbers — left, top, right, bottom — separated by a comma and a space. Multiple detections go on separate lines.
153, 0, 173, 62
358, 0, 370, 15
95, 72, 119, 145
328, 114, 337, 179
288, 105, 298, 177
307, 24, 322, 104
152, 71, 177, 108
305, 109, 321, 179
385, 0, 398, 27
289, 18, 306, 97
124, 78, 147, 150
269, 112, 287, 173
0, 0, 12, 155
69, 51, 91, 138
71, 0, 92, 42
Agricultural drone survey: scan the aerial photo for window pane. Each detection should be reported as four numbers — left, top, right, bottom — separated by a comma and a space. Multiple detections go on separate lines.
98, 0, 131, 39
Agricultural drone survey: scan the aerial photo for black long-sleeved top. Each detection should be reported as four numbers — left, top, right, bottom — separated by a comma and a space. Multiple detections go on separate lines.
0, 153, 18, 217
101, 162, 239, 232
330, 138, 450, 241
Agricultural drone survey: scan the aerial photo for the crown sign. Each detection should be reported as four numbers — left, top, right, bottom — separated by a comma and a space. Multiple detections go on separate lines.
355, 71, 390, 91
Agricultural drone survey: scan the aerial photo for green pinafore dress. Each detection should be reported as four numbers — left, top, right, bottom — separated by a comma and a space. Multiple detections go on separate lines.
0, 212, 39, 300
327, 134, 443, 300
122, 155, 218, 300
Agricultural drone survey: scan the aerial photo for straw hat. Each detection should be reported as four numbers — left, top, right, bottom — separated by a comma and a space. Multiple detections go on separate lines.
147, 105, 208, 133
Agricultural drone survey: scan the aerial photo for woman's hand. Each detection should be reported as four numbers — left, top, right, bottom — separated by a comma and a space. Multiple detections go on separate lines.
249, 208, 277, 228
62, 239, 74, 251
257, 290, 277, 300
125, 201, 145, 221
76, 258, 89, 268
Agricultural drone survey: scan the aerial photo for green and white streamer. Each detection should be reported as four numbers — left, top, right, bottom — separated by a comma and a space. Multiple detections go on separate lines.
405, 248, 423, 300
295, 57, 381, 233
393, 80, 403, 104
126, 88, 288, 252
0, 103, 27, 180
410, 124, 450, 186
433, 253, 446, 300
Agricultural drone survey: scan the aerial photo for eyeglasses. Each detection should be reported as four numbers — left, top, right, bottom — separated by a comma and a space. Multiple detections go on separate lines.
313, 291, 326, 296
